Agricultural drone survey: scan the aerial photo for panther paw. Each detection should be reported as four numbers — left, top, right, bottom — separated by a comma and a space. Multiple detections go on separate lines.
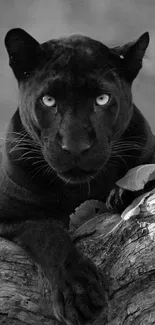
52, 256, 105, 325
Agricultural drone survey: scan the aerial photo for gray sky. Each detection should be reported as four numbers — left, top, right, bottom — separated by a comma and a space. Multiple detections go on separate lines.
0, 0, 155, 143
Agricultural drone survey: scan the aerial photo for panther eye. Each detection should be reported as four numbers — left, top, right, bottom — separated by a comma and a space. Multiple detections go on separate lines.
95, 94, 111, 106
41, 95, 56, 107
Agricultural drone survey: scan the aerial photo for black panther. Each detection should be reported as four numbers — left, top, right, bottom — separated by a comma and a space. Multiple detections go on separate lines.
0, 28, 154, 324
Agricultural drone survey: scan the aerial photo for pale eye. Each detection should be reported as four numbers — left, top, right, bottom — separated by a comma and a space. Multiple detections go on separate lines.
41, 95, 56, 107
95, 94, 111, 106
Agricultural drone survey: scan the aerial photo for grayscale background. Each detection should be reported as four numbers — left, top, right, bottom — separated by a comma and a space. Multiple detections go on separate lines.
0, 0, 155, 143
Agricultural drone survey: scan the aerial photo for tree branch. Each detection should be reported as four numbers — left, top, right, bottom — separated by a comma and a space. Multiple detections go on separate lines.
0, 192, 155, 324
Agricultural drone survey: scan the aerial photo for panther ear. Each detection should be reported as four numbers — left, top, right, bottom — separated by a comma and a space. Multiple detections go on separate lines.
113, 32, 149, 81
5, 28, 42, 81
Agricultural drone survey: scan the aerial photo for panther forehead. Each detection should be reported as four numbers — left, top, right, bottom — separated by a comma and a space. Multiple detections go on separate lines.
41, 34, 110, 63
28, 36, 118, 98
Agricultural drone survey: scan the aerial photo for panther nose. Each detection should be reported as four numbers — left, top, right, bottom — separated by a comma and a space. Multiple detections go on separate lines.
61, 142, 91, 156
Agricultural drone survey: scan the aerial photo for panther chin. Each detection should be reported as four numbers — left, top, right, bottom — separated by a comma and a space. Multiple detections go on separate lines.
57, 167, 97, 184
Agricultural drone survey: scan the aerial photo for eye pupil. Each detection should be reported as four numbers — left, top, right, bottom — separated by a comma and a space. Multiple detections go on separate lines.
95, 94, 110, 106
41, 95, 56, 107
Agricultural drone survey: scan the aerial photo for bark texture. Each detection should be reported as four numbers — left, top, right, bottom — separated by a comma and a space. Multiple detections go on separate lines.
0, 192, 155, 325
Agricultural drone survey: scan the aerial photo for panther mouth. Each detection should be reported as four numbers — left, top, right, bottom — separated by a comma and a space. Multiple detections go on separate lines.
58, 167, 96, 184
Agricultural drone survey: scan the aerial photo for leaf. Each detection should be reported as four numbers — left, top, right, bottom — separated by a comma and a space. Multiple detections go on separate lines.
72, 212, 122, 240
116, 164, 155, 191
121, 188, 155, 220
69, 200, 107, 234
70, 200, 122, 240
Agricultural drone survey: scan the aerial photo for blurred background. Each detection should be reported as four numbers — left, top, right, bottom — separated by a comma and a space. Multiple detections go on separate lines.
0, 0, 155, 143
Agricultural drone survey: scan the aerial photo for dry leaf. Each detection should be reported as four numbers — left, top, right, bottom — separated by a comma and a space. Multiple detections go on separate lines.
72, 213, 122, 240
116, 164, 155, 191
121, 188, 155, 220
69, 200, 106, 234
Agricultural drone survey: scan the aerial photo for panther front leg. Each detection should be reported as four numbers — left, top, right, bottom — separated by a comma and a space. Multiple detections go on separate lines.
0, 218, 105, 325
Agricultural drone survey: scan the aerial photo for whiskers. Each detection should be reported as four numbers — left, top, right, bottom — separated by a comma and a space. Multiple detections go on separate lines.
2, 130, 58, 187
87, 179, 91, 196
95, 135, 147, 178
4, 130, 42, 159
111, 136, 146, 156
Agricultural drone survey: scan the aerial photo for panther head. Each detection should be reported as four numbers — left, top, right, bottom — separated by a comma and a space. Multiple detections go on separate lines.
5, 28, 149, 184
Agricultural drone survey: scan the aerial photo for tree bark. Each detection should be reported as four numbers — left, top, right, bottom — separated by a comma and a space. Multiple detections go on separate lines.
0, 192, 155, 325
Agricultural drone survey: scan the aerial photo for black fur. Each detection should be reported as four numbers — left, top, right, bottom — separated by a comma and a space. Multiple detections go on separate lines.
0, 28, 154, 324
